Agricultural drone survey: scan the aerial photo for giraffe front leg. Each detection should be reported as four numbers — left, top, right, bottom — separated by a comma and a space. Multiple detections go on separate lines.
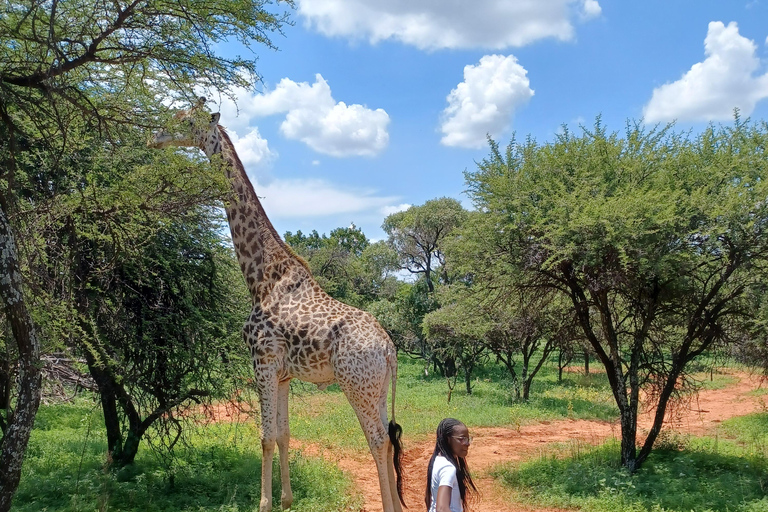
257, 374, 279, 512
276, 379, 293, 511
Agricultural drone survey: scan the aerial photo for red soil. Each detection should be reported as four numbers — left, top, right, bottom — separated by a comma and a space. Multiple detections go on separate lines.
323, 371, 765, 512
205, 371, 766, 512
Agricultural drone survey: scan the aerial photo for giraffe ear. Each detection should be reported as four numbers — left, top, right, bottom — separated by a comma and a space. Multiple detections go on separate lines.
210, 112, 221, 126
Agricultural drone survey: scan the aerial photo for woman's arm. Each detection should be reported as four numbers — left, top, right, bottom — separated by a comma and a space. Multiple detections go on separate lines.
435, 485, 453, 512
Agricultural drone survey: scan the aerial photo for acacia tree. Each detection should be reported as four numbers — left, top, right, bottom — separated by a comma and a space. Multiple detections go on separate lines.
7, 115, 250, 468
425, 278, 577, 400
483, 294, 577, 400
285, 226, 399, 308
382, 198, 467, 375
367, 279, 438, 358
89, 211, 250, 466
464, 119, 768, 472
422, 299, 486, 397
0, 1, 289, 508
383, 197, 467, 292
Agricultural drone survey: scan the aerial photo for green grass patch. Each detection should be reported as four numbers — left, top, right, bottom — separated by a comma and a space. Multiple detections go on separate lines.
286, 355, 619, 449
690, 371, 740, 391
493, 435, 768, 512
14, 398, 361, 512
719, 413, 768, 456
18, 355, 759, 511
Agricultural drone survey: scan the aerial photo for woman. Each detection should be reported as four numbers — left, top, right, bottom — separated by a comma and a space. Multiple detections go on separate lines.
425, 418, 477, 512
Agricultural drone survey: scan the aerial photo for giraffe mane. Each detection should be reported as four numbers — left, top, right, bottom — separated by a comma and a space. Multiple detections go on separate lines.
217, 125, 312, 274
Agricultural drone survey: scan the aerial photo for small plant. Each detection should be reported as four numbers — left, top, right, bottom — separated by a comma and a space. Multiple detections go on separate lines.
654, 430, 690, 452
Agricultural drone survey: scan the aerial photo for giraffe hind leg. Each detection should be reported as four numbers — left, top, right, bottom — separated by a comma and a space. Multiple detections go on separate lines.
276, 379, 293, 510
379, 374, 404, 512
343, 377, 402, 512
357, 405, 397, 512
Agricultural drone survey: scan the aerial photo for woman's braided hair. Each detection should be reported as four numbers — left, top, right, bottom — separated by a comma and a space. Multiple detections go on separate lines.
424, 418, 477, 510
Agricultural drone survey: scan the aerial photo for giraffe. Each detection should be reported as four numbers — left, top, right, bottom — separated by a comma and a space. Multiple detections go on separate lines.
149, 99, 405, 512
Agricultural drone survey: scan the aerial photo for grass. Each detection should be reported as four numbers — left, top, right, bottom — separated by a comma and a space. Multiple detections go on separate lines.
286, 356, 619, 449
719, 413, 768, 457
492, 414, 768, 512
13, 355, 765, 512
13, 398, 361, 512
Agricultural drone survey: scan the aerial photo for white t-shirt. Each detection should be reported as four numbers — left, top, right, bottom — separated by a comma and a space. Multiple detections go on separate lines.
428, 455, 462, 512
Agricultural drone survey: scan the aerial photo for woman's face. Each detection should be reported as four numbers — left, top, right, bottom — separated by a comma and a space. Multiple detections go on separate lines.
448, 423, 471, 458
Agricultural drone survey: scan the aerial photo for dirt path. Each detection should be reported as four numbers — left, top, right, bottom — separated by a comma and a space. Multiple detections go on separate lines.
323, 371, 766, 512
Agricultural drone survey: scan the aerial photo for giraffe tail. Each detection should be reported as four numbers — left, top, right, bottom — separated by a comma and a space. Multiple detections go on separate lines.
388, 355, 406, 507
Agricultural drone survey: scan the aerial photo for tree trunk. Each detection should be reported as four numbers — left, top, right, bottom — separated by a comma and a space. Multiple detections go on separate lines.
80, 328, 146, 468
583, 349, 589, 375
0, 344, 10, 430
619, 405, 638, 472
521, 362, 529, 400
443, 357, 456, 378
0, 207, 43, 512
522, 379, 531, 401
464, 364, 472, 395
85, 355, 124, 459
636, 364, 684, 466
113, 427, 142, 466
497, 353, 520, 400
84, 358, 144, 467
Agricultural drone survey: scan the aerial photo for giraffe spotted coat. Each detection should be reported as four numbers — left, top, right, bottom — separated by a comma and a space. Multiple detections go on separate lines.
150, 102, 404, 512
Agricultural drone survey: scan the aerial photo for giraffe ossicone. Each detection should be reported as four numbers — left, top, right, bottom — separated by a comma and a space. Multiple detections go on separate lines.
149, 99, 405, 512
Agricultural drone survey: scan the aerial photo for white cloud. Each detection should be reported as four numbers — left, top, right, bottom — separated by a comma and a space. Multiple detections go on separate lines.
297, 0, 601, 50
380, 203, 412, 216
252, 176, 398, 218
227, 127, 276, 171
249, 74, 390, 157
643, 21, 768, 123
206, 77, 389, 158
440, 54, 534, 149
199, 91, 277, 174
582, 0, 601, 18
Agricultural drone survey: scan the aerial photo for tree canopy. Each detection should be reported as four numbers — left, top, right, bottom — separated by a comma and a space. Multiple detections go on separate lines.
285, 226, 399, 309
0, 1, 290, 508
461, 118, 768, 471
383, 197, 467, 292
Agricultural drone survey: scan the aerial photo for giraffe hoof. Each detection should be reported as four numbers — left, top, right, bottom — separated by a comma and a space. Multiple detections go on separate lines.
281, 492, 293, 510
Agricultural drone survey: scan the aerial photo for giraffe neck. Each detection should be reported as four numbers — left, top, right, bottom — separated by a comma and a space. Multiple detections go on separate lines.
209, 127, 308, 301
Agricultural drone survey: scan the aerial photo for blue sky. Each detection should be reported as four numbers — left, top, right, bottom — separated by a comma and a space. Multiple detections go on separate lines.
208, 0, 768, 241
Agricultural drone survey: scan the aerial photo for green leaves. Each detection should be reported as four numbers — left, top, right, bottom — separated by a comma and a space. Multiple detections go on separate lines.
468, 119, 768, 286
284, 226, 399, 309
461, 117, 768, 470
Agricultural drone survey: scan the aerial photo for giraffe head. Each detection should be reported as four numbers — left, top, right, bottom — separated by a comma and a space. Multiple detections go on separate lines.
149, 97, 222, 155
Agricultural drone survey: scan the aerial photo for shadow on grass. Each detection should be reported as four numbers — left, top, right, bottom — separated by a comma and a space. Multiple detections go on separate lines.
494, 440, 768, 512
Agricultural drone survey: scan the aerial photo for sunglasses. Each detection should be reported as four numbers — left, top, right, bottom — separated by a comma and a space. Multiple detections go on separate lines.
451, 435, 473, 445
